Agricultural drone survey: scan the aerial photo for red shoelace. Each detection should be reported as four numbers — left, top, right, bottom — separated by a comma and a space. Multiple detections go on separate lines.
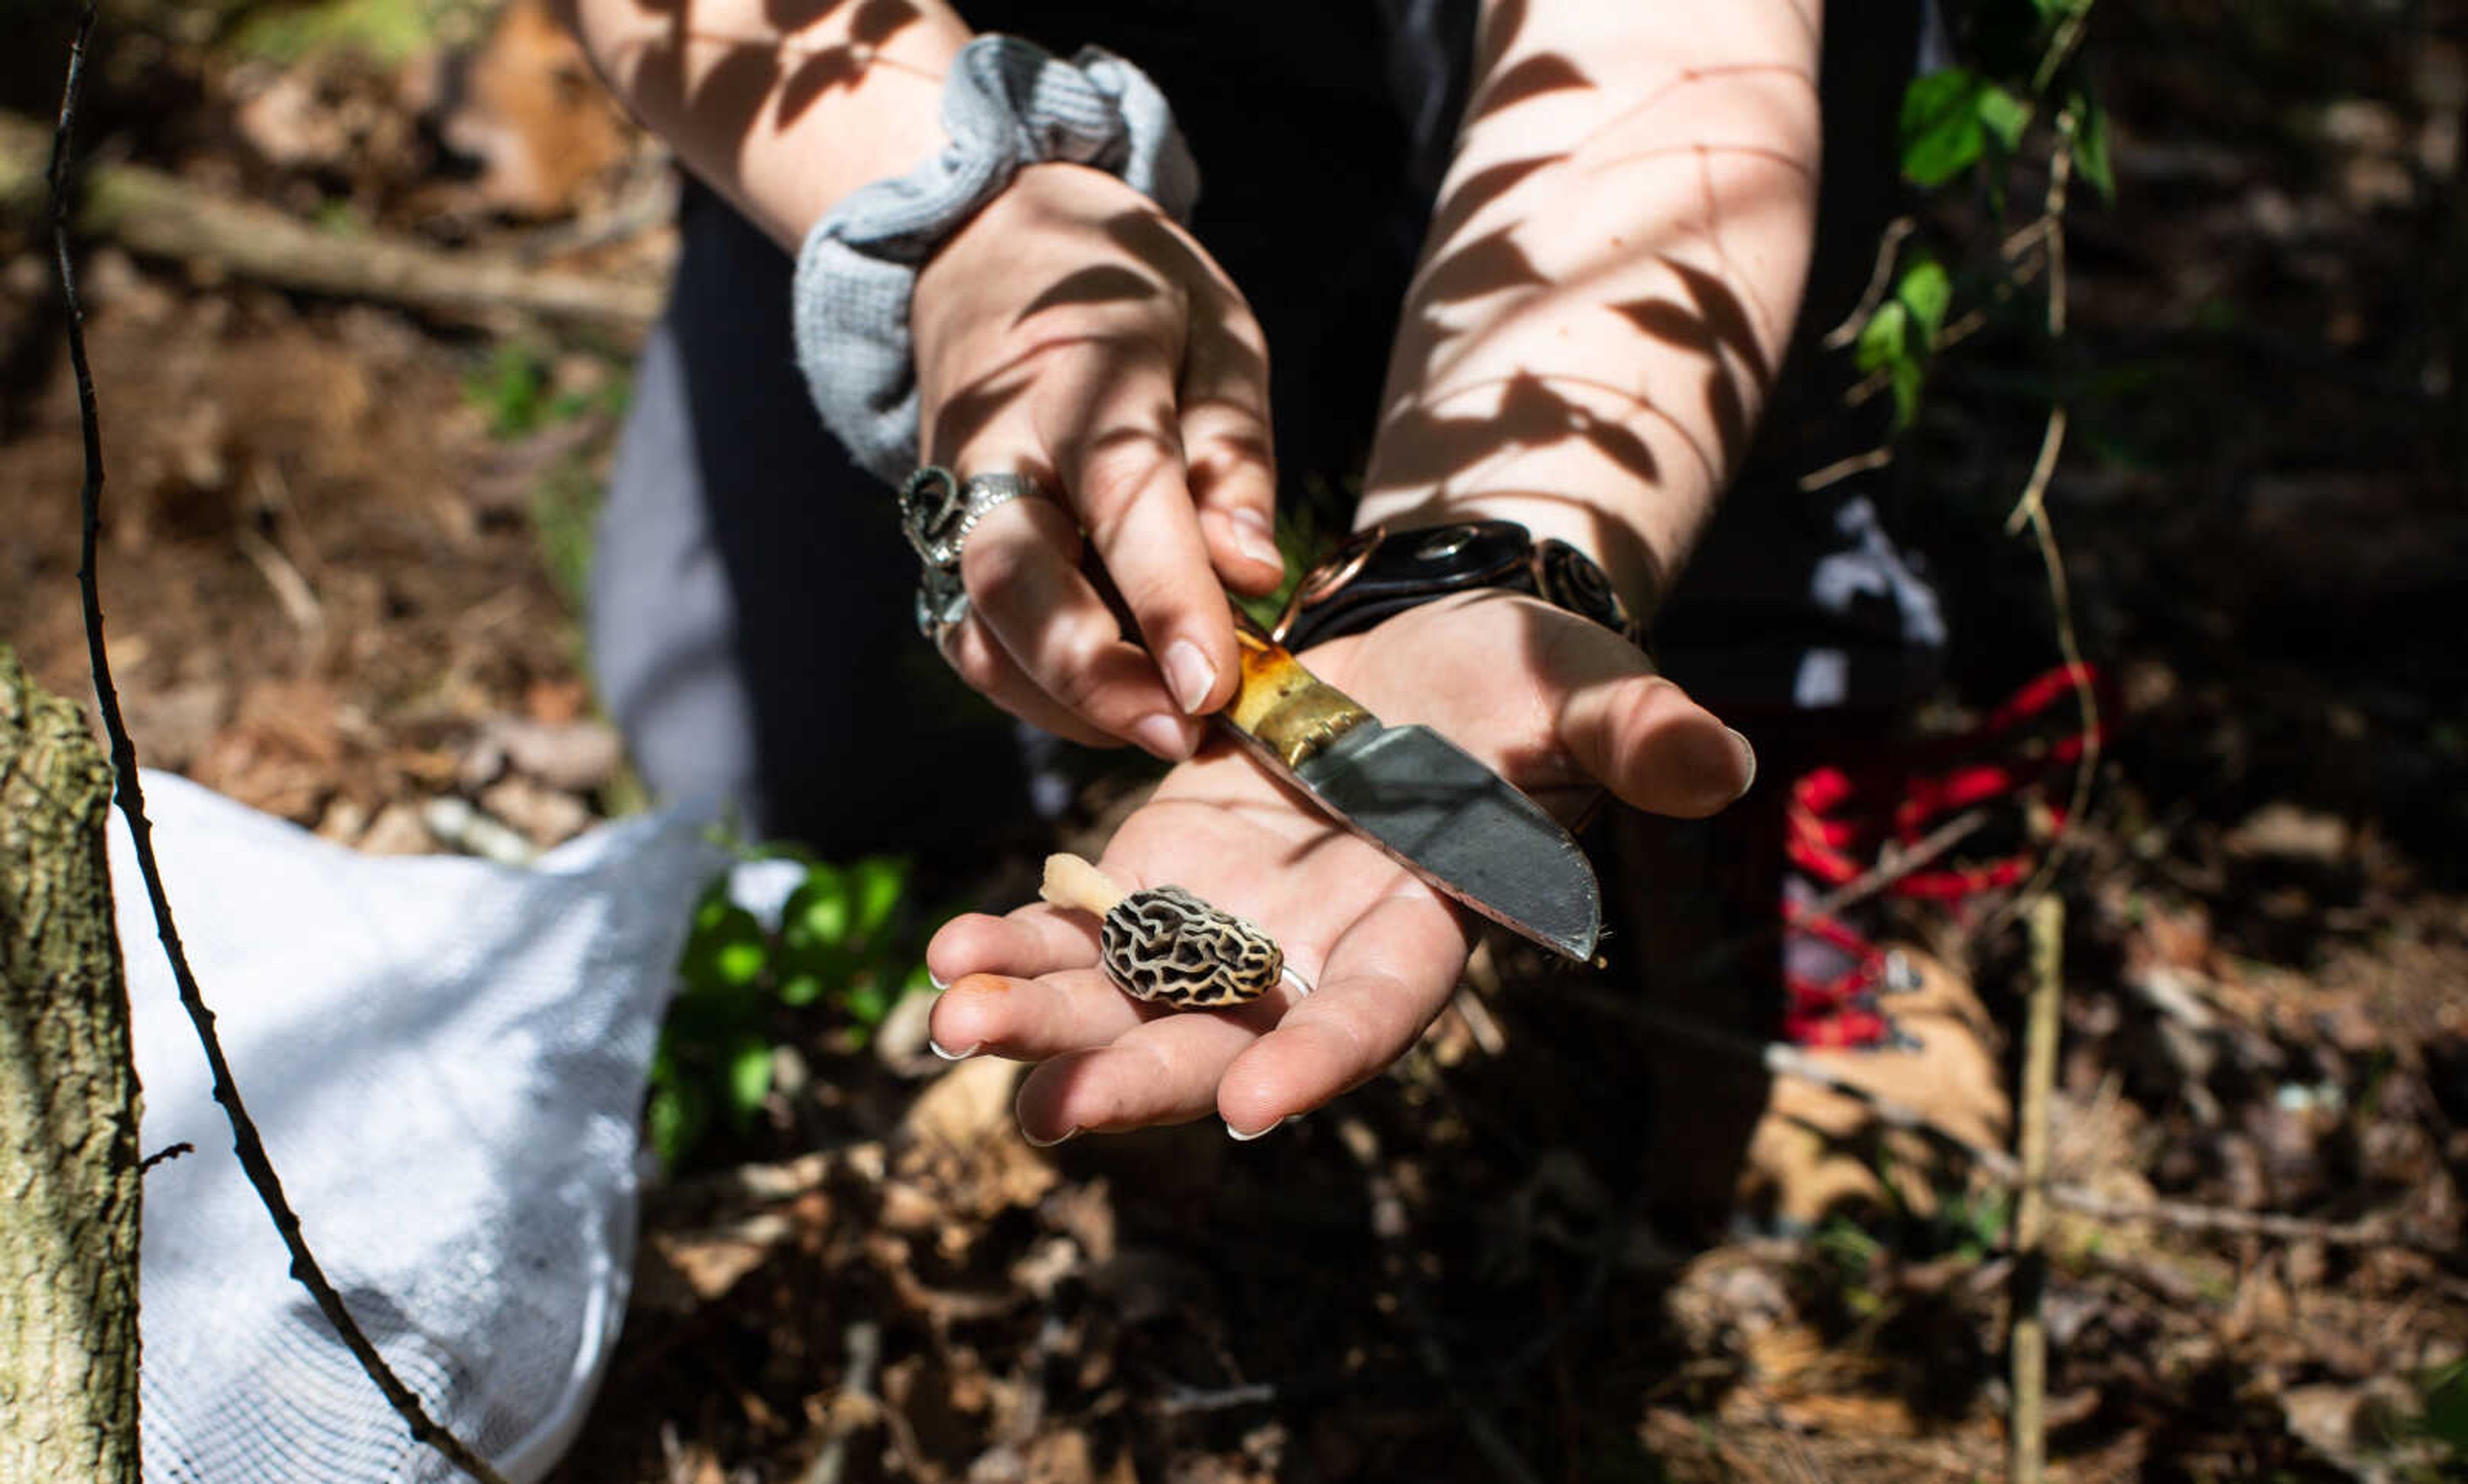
1779, 663, 2113, 1050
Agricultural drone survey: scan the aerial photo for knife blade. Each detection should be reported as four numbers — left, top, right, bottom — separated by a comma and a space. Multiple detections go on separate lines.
1221, 608, 1602, 962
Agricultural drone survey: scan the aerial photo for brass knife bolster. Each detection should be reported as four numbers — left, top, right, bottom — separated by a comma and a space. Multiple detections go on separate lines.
1226, 614, 1372, 769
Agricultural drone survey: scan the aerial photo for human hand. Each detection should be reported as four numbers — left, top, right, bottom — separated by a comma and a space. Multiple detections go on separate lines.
921, 591, 1757, 1143
909, 161, 1286, 762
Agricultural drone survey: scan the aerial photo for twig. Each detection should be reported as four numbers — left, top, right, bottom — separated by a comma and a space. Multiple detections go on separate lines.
2041, 1188, 2450, 1255
1670, 809, 1989, 990
138, 1140, 194, 1174
2009, 896, 2064, 1484
1820, 215, 1917, 350
1989, 109, 2102, 929
4, 109, 659, 333
233, 525, 324, 639
1796, 444, 1894, 494
1571, 985, 2021, 1183
800, 1319, 882, 1484
648, 1145, 857, 1215
1152, 1379, 1282, 1415
1449, 981, 1510, 1057
1800, 809, 1991, 926
2000, 404, 2070, 539
48, 14, 509, 1483
421, 794, 539, 865
2031, 1, 2095, 96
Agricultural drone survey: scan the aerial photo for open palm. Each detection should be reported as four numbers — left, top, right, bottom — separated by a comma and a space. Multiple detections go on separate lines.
924, 591, 1755, 1142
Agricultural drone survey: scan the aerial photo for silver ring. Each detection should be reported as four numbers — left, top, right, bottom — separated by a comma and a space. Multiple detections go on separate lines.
900, 467, 1041, 644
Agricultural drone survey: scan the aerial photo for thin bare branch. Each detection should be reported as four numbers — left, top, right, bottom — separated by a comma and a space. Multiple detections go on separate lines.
2010, 896, 2065, 1484
49, 12, 507, 1481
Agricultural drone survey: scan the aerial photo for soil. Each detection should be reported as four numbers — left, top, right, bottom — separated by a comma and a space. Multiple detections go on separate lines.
2, 3, 2463, 1481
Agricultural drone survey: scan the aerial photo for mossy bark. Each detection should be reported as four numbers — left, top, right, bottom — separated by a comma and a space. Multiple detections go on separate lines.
0, 645, 140, 1483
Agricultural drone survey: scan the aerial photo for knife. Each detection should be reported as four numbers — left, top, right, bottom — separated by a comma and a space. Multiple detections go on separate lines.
1217, 605, 1603, 963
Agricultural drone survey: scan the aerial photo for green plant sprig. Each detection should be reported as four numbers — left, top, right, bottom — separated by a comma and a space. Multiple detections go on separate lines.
648, 851, 934, 1170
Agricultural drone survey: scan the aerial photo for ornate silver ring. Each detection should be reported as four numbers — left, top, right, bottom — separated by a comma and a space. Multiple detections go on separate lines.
900, 467, 1041, 645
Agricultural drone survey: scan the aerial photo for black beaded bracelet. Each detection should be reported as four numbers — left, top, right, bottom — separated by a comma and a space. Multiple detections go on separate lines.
1273, 521, 1647, 652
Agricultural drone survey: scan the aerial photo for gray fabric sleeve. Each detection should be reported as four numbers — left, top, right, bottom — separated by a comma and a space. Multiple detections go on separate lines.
791, 35, 1201, 483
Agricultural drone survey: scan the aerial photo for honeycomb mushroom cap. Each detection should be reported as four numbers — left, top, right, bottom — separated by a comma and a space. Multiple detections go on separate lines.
1100, 886, 1283, 1008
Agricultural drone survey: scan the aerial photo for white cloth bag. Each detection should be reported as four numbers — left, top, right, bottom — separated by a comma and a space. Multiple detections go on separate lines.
118, 773, 724, 1482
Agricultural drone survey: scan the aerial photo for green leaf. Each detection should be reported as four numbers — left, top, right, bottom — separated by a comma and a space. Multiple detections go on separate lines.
725, 1037, 776, 1129
778, 970, 826, 1008
715, 937, 767, 987
781, 865, 852, 952
677, 891, 769, 993
647, 1082, 709, 1170
1899, 67, 1989, 186
1893, 257, 1953, 348
849, 857, 908, 941
844, 979, 890, 1029
1890, 355, 1926, 431
2072, 90, 2116, 202
1976, 82, 2034, 154
2422, 1361, 2468, 1452
1854, 299, 1909, 376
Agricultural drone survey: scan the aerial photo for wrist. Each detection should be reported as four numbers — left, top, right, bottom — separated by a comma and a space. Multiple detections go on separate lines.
1276, 518, 1646, 655
1352, 482, 1681, 633
911, 161, 1169, 329
791, 36, 1200, 482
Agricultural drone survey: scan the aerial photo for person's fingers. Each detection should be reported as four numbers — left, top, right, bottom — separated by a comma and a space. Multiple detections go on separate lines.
1011, 997, 1294, 1141
954, 493, 1203, 760
927, 969, 1153, 1062
1036, 367, 1240, 719
1543, 618, 1755, 817
1179, 305, 1283, 596
927, 904, 1104, 987
936, 614, 1119, 750
1212, 886, 1467, 1136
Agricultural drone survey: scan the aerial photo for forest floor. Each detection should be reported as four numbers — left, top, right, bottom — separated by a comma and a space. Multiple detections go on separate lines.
3, 2, 2465, 1481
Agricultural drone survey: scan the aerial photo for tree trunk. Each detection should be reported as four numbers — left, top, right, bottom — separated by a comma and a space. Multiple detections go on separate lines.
0, 645, 141, 1483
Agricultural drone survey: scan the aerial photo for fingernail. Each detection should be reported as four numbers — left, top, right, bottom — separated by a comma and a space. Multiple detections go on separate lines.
928, 1038, 978, 1060
928, 970, 949, 992
1023, 1125, 1080, 1149
1163, 639, 1217, 715
1726, 727, 1758, 800
1133, 711, 1195, 759
1231, 508, 1282, 568
1226, 1114, 1300, 1142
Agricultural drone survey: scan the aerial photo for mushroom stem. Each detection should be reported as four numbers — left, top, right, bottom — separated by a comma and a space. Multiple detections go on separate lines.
1041, 852, 1127, 917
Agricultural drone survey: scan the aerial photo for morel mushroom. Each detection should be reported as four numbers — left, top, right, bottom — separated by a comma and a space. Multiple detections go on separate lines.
1040, 854, 1284, 1009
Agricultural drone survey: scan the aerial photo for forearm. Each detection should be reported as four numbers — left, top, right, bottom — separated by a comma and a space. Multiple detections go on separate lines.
1357, 0, 1823, 620
550, 0, 973, 247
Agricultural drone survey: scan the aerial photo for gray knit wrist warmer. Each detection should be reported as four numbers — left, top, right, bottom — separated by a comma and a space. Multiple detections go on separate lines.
791, 35, 1201, 483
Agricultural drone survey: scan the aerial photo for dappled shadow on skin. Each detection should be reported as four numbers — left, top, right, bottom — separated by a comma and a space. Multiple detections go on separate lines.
560, 0, 927, 170
1015, 264, 1164, 325
775, 0, 922, 123
1357, 1, 1812, 638
918, 201, 1256, 475
1336, 0, 1829, 1242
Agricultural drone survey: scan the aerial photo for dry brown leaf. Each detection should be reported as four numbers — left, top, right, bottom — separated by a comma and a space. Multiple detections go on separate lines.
648, 1213, 792, 1306
1739, 945, 2012, 1228
426, 0, 638, 219
904, 1057, 1028, 1152
478, 773, 593, 848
